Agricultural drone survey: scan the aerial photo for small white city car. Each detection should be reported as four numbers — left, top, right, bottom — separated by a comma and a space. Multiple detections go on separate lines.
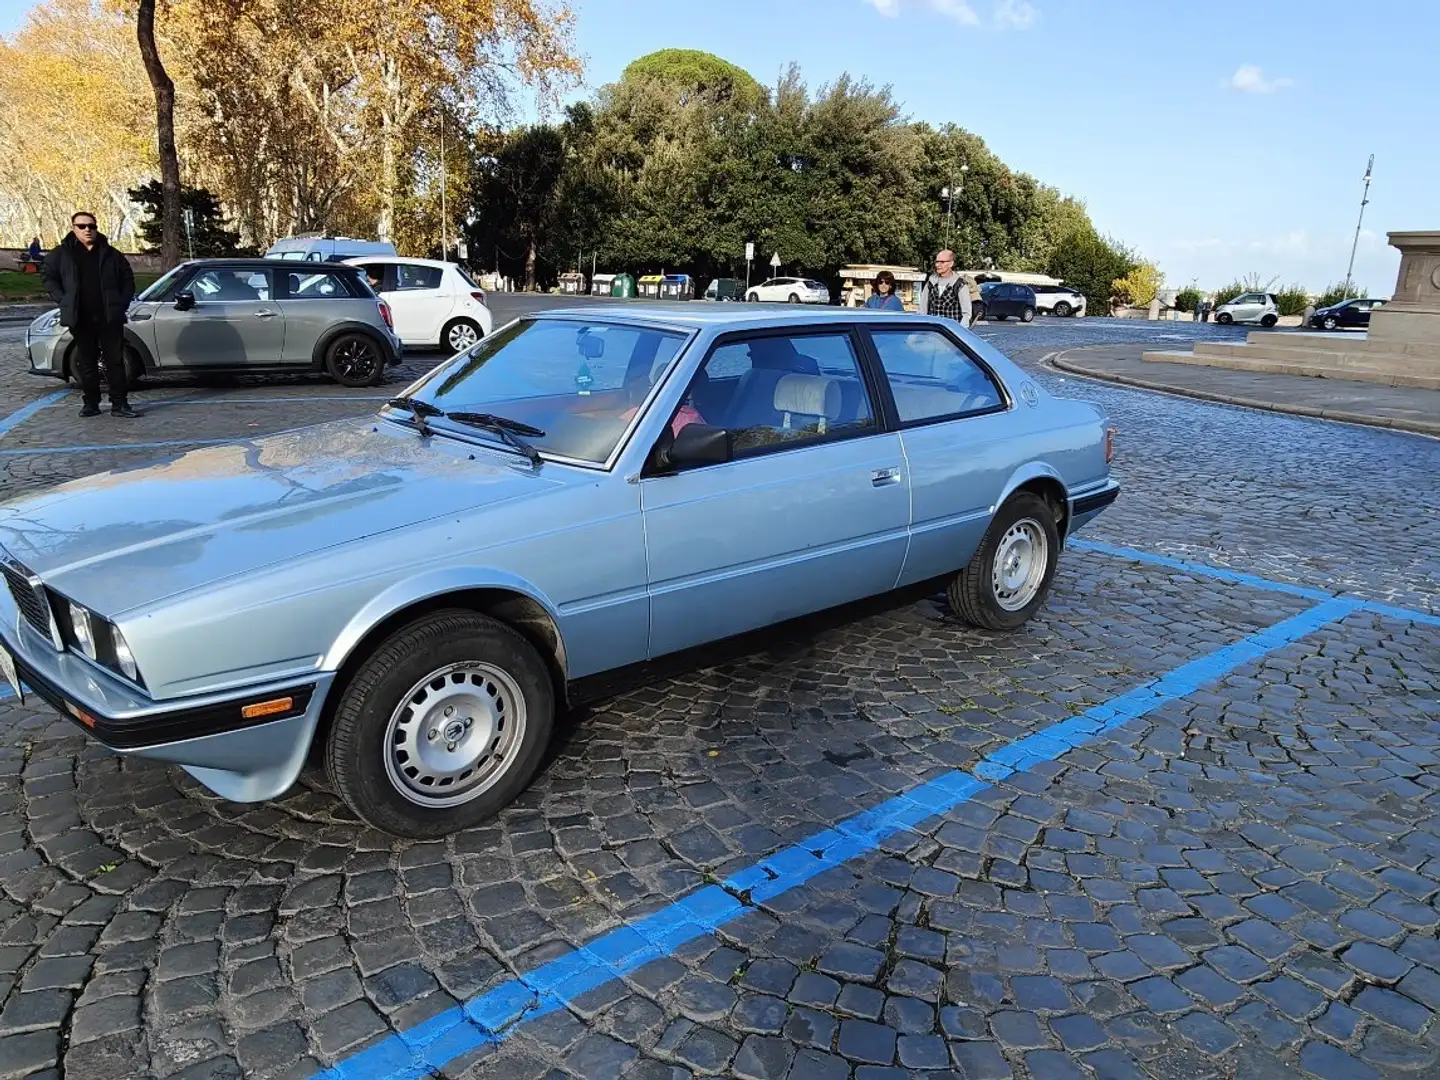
345, 257, 494, 352
1213, 292, 1279, 328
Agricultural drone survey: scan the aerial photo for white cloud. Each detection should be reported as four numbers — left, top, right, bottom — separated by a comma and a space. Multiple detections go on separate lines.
1223, 64, 1295, 94
861, 0, 1037, 29
993, 0, 1038, 29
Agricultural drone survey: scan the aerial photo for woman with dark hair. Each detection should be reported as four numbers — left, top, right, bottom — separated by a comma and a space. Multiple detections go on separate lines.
864, 270, 905, 311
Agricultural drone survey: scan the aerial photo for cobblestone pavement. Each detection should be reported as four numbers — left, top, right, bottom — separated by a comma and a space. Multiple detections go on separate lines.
0, 311, 1436, 1080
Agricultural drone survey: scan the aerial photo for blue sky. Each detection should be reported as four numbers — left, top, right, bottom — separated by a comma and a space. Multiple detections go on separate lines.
4, 0, 1428, 294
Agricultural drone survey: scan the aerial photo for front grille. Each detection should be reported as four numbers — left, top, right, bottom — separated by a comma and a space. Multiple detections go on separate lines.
1, 559, 53, 640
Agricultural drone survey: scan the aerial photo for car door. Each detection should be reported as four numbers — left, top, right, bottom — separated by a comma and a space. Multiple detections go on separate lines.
640, 327, 909, 657
1363, 299, 1384, 326
151, 267, 283, 369
862, 326, 1015, 584
387, 262, 450, 345
276, 267, 364, 365
1345, 300, 1370, 327
1231, 293, 1263, 322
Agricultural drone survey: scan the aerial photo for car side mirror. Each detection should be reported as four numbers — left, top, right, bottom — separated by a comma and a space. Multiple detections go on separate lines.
174, 291, 195, 312
654, 423, 732, 472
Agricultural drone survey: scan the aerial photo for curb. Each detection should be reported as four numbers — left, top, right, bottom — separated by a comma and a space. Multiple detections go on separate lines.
1050, 350, 1440, 439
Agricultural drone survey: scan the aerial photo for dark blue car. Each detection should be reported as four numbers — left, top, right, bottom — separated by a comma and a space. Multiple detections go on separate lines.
976, 282, 1038, 323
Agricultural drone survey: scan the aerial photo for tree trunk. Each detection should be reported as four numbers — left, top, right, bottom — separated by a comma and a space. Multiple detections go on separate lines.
136, 0, 181, 268
525, 237, 537, 293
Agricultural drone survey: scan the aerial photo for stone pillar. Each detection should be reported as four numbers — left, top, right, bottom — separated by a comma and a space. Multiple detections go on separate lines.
1369, 230, 1440, 348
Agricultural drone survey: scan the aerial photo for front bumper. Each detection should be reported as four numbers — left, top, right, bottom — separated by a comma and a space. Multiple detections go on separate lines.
24, 327, 67, 379
0, 595, 333, 802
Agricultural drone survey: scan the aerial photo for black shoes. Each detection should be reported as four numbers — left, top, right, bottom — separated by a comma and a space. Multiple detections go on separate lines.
79, 404, 101, 417
110, 405, 140, 418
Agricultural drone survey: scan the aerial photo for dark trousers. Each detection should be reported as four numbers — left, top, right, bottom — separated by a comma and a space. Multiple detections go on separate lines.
70, 321, 128, 408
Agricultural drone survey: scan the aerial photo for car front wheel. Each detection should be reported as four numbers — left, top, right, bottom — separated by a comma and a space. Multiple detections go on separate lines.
325, 611, 555, 838
747, 292, 759, 303
1322, 316, 1338, 331
442, 318, 482, 353
948, 492, 1060, 631
1216, 312, 1233, 325
1020, 307, 1035, 323
1053, 301, 1071, 318
325, 332, 384, 387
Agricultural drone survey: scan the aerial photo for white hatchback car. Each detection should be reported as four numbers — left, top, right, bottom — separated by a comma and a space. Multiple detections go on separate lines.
1213, 291, 1279, 328
346, 257, 494, 352
746, 277, 831, 304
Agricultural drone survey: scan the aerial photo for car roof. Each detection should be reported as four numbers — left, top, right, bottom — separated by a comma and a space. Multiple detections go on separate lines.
177, 258, 365, 272
530, 304, 952, 333
340, 256, 454, 268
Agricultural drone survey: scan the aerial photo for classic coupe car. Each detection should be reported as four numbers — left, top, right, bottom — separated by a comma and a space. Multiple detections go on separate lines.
0, 307, 1119, 837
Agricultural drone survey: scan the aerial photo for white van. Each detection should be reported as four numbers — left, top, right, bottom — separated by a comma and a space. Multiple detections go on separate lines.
264, 234, 397, 263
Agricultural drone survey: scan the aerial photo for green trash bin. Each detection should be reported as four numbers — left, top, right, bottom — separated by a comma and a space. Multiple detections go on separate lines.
611, 273, 637, 298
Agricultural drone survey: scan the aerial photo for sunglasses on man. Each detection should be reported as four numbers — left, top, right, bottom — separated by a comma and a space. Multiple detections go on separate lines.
74, 222, 97, 231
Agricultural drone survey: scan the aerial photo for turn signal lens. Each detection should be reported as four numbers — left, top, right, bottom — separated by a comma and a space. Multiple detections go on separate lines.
68, 602, 95, 659
241, 696, 294, 720
1105, 427, 1116, 464
111, 627, 139, 681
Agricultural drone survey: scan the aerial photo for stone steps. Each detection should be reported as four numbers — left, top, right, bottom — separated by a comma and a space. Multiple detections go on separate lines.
1139, 348, 1440, 391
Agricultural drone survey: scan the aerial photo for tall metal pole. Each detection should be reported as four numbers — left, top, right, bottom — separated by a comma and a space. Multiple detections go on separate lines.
1343, 154, 1374, 296
439, 112, 448, 261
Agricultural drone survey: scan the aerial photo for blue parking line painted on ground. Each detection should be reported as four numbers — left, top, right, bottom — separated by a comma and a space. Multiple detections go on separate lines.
1072, 537, 1440, 625
311, 595, 1361, 1080
142, 395, 392, 409
0, 390, 69, 439
0, 438, 235, 457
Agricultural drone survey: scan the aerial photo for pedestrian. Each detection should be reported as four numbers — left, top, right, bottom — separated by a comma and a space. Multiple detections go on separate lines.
1199, 298, 1210, 323
26, 236, 42, 264
864, 269, 906, 311
918, 249, 972, 327
42, 212, 139, 417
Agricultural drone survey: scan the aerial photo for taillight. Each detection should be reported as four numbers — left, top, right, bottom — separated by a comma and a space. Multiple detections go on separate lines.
378, 300, 393, 329
1105, 427, 1116, 464
470, 290, 487, 305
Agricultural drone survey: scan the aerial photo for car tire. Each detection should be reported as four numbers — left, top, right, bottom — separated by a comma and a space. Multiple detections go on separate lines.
1052, 301, 1072, 318
948, 492, 1060, 631
1322, 316, 1338, 331
788, 293, 800, 304
63, 344, 146, 386
442, 317, 482, 353
1020, 307, 1035, 323
1216, 312, 1233, 325
325, 332, 384, 387
972, 305, 986, 322
994, 314, 1008, 321
747, 292, 759, 303
325, 610, 556, 838
1260, 314, 1278, 328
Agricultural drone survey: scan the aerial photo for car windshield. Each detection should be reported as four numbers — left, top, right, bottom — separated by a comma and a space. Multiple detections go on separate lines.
399, 318, 689, 465
137, 265, 188, 301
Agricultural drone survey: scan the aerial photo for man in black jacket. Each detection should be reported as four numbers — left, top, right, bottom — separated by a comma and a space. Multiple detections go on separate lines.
42, 212, 140, 417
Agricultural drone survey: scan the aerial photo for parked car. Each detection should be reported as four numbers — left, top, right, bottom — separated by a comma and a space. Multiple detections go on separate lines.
1214, 292, 1279, 327
0, 306, 1119, 837
746, 277, 831, 304
264, 234, 397, 262
1309, 297, 1386, 331
703, 278, 746, 302
1031, 283, 1086, 318
975, 282, 1037, 322
25, 259, 402, 388
344, 257, 494, 353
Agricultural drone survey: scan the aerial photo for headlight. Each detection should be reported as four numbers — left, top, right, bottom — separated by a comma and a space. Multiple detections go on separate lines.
111, 626, 138, 681
32, 310, 61, 334
69, 602, 96, 659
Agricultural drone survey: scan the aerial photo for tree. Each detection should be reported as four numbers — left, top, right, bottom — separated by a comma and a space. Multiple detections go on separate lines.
129, 181, 247, 256
1175, 286, 1201, 313
1048, 228, 1135, 315
136, 0, 181, 268
467, 126, 567, 290
1316, 280, 1365, 308
1273, 283, 1310, 317
1111, 260, 1162, 307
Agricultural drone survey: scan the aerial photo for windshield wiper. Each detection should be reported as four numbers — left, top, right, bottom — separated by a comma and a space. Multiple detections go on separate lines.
444, 412, 545, 466
384, 397, 442, 438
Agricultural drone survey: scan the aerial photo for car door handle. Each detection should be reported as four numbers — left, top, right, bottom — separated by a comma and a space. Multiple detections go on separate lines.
871, 467, 902, 487
254, 309, 279, 319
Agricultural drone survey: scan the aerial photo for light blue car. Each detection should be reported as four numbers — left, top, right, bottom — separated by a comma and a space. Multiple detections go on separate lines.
0, 306, 1119, 837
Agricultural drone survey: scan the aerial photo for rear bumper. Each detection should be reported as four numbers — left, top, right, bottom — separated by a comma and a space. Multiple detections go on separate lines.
0, 607, 331, 802
1068, 480, 1120, 534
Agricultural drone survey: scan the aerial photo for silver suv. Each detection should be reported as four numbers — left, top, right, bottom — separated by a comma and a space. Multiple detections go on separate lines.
25, 258, 403, 388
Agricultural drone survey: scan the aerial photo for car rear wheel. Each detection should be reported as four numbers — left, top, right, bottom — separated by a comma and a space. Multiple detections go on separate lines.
948, 492, 1060, 631
788, 293, 800, 303
994, 313, 1008, 321
1020, 307, 1035, 323
325, 611, 555, 838
325, 332, 383, 387
1322, 316, 1338, 331
1260, 314, 1278, 328
442, 317, 482, 353
1216, 312, 1233, 325
1053, 301, 1072, 318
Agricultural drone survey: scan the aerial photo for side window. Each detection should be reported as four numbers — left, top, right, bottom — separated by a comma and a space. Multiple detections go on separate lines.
869, 329, 1005, 423
286, 270, 351, 299
682, 332, 876, 457
356, 264, 387, 292
396, 264, 444, 290
187, 269, 271, 301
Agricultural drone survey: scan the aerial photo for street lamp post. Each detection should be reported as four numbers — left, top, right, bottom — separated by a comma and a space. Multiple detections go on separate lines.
1343, 154, 1374, 297
940, 163, 969, 248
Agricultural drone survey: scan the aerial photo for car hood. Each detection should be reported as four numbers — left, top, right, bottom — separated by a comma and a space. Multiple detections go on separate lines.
0, 419, 565, 616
